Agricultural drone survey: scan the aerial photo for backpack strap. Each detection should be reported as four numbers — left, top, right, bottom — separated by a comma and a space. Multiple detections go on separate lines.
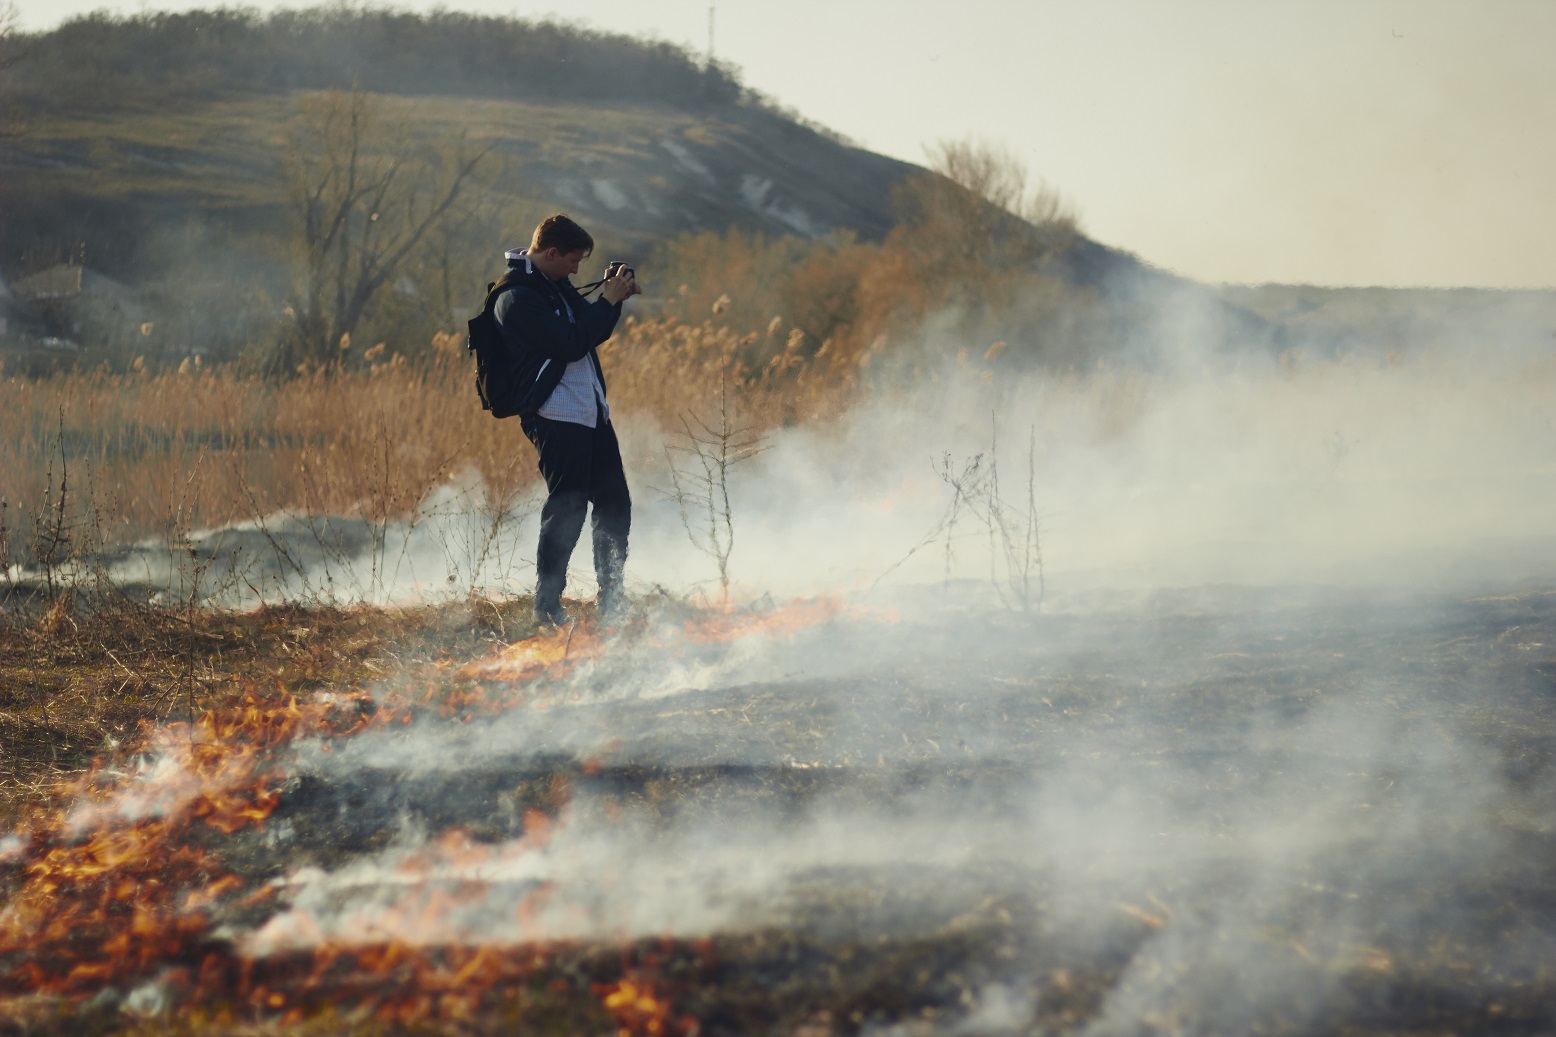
483, 269, 526, 314
483, 266, 581, 331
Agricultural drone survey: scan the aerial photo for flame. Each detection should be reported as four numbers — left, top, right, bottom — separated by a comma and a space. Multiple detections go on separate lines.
458, 622, 602, 683
680, 596, 847, 644
597, 973, 698, 1037
0, 671, 586, 1020
0, 597, 883, 1022
459, 595, 892, 686
0, 687, 376, 1000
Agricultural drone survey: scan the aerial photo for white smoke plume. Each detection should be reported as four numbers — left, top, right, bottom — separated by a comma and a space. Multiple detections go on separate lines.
28, 281, 1556, 1032
79, 315, 1556, 610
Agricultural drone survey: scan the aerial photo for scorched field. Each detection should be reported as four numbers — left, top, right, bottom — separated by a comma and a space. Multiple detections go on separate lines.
3, 582, 1555, 1036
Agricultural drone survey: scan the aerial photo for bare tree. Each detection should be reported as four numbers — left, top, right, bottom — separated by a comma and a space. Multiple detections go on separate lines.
661, 379, 767, 604
981, 422, 1045, 613
0, 3, 15, 68
928, 140, 1074, 225
279, 87, 491, 374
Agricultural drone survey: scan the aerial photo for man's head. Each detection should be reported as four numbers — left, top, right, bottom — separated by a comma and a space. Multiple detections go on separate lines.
528, 213, 594, 281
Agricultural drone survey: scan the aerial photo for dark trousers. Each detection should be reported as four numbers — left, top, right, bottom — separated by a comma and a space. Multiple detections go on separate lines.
522, 415, 631, 613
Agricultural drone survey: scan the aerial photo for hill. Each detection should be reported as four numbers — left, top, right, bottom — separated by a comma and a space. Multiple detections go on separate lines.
0, 92, 917, 272
25, 6, 1539, 371
0, 80, 943, 366
0, 8, 913, 279
2, 79, 1289, 373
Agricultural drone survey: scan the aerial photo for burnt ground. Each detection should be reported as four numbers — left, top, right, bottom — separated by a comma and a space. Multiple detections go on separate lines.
3, 583, 1556, 1035
0, 592, 562, 819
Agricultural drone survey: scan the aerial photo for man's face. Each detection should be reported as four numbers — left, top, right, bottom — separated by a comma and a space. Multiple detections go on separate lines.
536, 247, 588, 281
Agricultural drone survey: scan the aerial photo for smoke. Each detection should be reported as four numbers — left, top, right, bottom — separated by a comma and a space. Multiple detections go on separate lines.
63, 273, 1555, 611
80, 325, 1555, 610
26, 276, 1556, 1030
83, 469, 538, 607
626, 287, 1556, 601
228, 577, 1556, 1030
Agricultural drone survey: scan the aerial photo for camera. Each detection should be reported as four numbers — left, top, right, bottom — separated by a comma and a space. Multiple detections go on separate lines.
605, 261, 635, 280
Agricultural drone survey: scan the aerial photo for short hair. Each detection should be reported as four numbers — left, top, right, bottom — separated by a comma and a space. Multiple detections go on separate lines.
530, 213, 594, 256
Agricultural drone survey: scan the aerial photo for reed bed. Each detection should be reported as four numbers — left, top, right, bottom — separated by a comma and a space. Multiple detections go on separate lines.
0, 316, 863, 570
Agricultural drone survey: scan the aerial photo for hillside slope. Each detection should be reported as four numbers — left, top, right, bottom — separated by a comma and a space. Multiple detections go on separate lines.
9, 86, 1291, 371
0, 93, 917, 272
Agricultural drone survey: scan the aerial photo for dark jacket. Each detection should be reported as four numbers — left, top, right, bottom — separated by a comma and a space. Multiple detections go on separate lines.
492, 252, 622, 418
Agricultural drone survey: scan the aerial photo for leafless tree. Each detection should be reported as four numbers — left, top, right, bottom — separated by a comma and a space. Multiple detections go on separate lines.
279, 87, 491, 374
661, 379, 767, 603
981, 422, 1045, 613
0, 3, 16, 66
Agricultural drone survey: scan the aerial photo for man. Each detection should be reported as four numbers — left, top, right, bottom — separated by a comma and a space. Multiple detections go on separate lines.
493, 213, 641, 626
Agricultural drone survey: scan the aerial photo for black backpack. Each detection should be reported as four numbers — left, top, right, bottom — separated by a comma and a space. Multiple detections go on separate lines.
467, 271, 525, 418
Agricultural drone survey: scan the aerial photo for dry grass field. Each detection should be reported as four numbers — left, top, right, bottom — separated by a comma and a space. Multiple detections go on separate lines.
0, 314, 860, 575
0, 309, 866, 823
5, 341, 1556, 1036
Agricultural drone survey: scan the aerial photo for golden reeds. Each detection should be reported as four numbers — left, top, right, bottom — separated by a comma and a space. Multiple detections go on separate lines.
0, 317, 858, 565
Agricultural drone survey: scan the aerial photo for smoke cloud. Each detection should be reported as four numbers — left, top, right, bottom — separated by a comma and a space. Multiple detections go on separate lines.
31, 275, 1556, 1032
232, 574, 1556, 1030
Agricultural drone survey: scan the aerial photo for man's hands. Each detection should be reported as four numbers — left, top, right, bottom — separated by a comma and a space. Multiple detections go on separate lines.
600, 263, 641, 305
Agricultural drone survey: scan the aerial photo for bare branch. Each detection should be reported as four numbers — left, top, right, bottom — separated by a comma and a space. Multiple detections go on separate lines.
657, 378, 766, 602
279, 87, 493, 373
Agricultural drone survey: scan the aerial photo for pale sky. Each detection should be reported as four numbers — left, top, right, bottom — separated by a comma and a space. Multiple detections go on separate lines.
10, 0, 1555, 288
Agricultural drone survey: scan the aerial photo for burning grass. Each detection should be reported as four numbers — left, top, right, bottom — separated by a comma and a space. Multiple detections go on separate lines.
3, 587, 1556, 1035
0, 593, 890, 1033
457, 596, 875, 687
0, 596, 548, 822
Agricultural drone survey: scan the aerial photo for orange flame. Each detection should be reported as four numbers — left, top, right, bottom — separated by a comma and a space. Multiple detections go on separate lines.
0, 687, 378, 999
680, 596, 848, 644
458, 596, 891, 687
457, 622, 602, 683
597, 972, 698, 1037
0, 597, 883, 1021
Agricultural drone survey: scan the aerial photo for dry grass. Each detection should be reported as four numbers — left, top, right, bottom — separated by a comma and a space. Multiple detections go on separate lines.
1, 344, 519, 550
603, 312, 868, 429
0, 318, 860, 573
0, 593, 559, 827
